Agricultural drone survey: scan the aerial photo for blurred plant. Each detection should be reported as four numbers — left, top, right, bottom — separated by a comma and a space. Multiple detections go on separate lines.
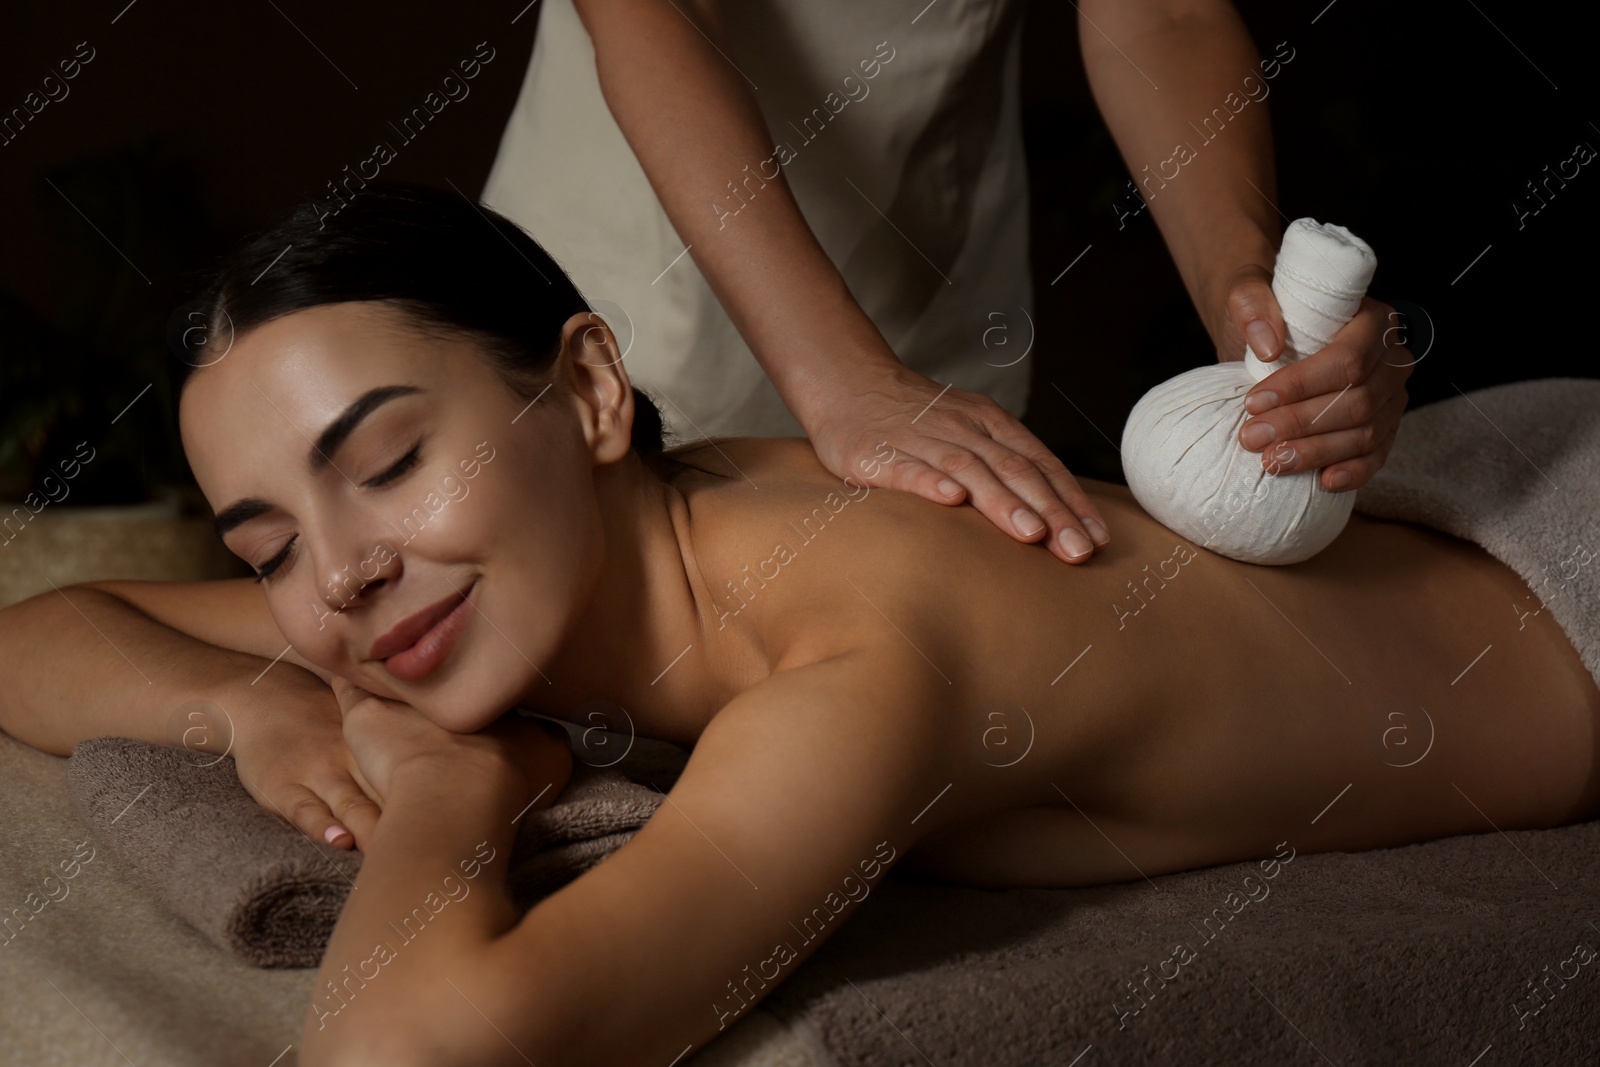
0, 134, 210, 507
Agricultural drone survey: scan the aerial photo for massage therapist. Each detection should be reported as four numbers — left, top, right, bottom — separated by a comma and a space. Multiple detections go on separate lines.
480, 0, 1412, 564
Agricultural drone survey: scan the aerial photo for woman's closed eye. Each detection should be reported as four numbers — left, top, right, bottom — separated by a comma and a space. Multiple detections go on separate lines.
252, 443, 425, 583
363, 441, 423, 489
253, 538, 297, 584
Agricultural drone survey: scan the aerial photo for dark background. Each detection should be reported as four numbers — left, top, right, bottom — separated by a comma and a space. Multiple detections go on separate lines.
1, 0, 1594, 502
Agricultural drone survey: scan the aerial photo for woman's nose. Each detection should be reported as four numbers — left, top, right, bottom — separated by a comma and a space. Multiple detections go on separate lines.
317, 539, 399, 612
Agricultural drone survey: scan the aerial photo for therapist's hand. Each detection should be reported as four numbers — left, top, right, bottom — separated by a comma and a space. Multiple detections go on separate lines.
1221, 268, 1413, 492
795, 358, 1111, 564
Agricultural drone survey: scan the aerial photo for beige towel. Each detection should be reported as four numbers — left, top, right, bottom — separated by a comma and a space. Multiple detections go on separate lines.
1351, 376, 1600, 688
64, 728, 689, 969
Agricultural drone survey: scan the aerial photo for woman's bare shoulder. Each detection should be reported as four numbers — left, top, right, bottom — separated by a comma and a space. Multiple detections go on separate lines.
668, 438, 1132, 511
670, 436, 1134, 502
666, 435, 836, 489
485, 642, 962, 1063
667, 436, 1135, 659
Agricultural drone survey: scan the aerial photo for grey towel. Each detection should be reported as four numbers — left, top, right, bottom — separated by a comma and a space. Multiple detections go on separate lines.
64, 726, 689, 969
764, 823, 1600, 1065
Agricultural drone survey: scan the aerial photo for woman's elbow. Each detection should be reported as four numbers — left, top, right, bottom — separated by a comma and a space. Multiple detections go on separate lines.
298, 999, 432, 1067
296, 981, 564, 1067
300, 1020, 442, 1067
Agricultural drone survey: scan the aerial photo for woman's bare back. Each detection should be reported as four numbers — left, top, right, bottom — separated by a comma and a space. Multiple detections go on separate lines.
669, 437, 1600, 889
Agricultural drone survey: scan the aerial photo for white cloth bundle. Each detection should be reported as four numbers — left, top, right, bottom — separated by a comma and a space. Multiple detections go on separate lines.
1119, 218, 1378, 565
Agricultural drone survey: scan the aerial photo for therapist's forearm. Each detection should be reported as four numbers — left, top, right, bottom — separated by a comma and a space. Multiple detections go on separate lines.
1079, 0, 1283, 352
573, 0, 897, 419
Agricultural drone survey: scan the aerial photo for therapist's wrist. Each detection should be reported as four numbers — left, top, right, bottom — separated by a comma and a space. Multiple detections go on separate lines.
772, 336, 907, 430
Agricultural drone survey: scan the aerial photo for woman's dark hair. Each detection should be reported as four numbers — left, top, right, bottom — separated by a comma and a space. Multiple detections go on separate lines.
166, 180, 699, 478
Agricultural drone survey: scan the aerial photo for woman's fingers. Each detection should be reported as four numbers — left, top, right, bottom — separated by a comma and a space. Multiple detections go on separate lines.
259, 781, 354, 851
240, 770, 380, 853
344, 739, 385, 809
320, 778, 382, 852
1241, 383, 1376, 448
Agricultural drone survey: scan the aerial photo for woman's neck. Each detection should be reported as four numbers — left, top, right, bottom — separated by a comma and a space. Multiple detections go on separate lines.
520, 452, 767, 746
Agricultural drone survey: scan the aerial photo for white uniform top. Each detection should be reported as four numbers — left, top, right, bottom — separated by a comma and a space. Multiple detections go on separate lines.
482, 0, 1032, 441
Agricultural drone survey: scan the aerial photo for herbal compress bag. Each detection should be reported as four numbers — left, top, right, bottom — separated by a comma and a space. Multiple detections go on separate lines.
1120, 218, 1378, 565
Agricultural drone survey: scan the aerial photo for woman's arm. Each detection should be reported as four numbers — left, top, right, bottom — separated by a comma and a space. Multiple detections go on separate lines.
299, 644, 961, 1067
0, 579, 380, 849
296, 743, 534, 1064
0, 578, 323, 755
570, 0, 1113, 563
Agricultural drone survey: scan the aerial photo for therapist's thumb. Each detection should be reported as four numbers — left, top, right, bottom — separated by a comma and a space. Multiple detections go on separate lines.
1224, 269, 1284, 363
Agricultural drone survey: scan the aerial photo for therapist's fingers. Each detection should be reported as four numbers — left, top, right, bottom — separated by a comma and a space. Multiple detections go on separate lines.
843, 387, 1110, 562
1238, 298, 1412, 491
977, 405, 1111, 548
796, 363, 1108, 562
1249, 389, 1406, 490
858, 447, 968, 503
1221, 265, 1287, 365
930, 436, 1105, 564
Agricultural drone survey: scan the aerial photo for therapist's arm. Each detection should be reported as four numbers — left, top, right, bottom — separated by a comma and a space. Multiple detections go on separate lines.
570, 0, 1112, 563
1078, 0, 1411, 492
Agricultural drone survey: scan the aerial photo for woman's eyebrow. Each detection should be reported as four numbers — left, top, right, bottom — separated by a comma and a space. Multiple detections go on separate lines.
212, 383, 425, 539
307, 384, 425, 474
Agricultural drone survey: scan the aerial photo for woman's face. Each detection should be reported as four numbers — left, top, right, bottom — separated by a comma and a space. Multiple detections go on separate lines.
180, 299, 616, 731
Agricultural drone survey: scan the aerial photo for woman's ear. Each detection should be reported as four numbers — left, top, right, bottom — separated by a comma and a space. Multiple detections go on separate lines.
558, 311, 634, 465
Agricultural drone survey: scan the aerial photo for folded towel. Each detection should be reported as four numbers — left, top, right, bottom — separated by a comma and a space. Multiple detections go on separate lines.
1350, 375, 1600, 688
1121, 218, 1378, 565
64, 724, 689, 968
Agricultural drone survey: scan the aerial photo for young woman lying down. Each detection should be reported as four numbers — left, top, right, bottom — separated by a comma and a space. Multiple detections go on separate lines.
1, 184, 1596, 1067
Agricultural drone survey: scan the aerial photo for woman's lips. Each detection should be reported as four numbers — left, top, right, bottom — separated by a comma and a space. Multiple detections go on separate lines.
374, 580, 478, 683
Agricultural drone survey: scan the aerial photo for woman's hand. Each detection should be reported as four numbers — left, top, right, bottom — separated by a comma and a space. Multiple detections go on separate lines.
794, 358, 1112, 564
226, 667, 382, 854
1220, 266, 1414, 492
331, 676, 574, 814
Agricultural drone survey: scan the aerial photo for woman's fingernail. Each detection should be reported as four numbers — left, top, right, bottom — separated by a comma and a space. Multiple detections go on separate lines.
1244, 390, 1278, 414
1081, 517, 1110, 546
324, 825, 350, 845
937, 479, 961, 498
1012, 509, 1045, 537
1246, 320, 1276, 361
1328, 469, 1353, 490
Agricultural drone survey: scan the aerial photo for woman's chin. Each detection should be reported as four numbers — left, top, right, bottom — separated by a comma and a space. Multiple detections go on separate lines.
416, 692, 515, 735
